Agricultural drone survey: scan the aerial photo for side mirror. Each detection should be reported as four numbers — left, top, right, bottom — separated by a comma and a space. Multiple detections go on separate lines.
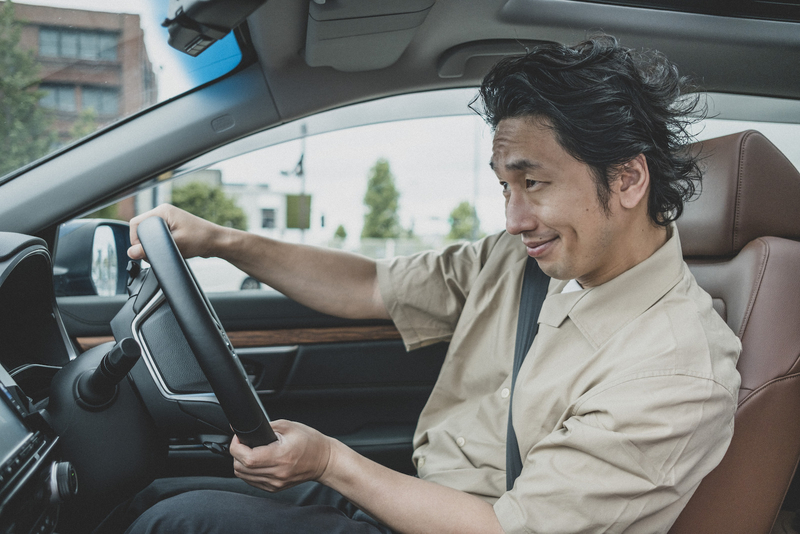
54, 220, 131, 297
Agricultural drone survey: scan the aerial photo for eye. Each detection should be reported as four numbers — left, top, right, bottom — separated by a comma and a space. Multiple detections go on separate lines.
499, 181, 509, 193
525, 179, 538, 189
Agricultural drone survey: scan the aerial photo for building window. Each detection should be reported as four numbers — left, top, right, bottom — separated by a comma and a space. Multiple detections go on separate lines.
261, 209, 276, 229
79, 32, 99, 60
38, 27, 118, 61
39, 84, 76, 112
82, 87, 119, 116
61, 30, 78, 57
38, 28, 58, 57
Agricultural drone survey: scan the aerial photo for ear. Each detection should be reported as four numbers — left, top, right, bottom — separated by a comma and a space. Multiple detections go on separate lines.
616, 154, 650, 210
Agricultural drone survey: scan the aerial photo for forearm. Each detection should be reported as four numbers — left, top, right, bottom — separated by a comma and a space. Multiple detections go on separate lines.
214, 228, 389, 320
319, 439, 504, 534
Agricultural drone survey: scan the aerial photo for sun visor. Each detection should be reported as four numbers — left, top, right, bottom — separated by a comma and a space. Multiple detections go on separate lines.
304, 0, 436, 72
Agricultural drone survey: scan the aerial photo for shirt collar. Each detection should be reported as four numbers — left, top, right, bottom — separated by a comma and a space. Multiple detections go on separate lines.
538, 223, 685, 349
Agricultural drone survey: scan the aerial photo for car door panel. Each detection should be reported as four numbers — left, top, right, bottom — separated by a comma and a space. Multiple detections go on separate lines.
56, 291, 446, 476
58, 294, 128, 340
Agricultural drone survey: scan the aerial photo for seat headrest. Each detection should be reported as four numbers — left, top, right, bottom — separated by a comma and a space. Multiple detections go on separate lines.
677, 130, 800, 257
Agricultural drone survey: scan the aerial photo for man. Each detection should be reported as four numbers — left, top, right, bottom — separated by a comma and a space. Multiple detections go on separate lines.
126, 36, 740, 533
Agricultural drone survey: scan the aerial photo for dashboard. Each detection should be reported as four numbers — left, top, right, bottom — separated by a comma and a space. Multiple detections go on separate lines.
0, 233, 78, 534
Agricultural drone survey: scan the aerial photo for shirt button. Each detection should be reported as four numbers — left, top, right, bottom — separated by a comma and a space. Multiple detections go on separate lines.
418, 456, 426, 468
501, 387, 510, 399
456, 437, 466, 447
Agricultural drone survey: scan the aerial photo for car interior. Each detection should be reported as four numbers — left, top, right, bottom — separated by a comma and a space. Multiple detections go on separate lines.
0, 0, 799, 533
671, 131, 800, 533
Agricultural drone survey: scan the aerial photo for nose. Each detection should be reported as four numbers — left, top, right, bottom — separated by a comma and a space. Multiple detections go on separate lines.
505, 191, 537, 235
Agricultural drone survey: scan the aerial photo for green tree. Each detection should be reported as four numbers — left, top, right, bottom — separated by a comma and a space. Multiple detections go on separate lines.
0, 1, 56, 177
171, 182, 248, 230
334, 224, 347, 239
362, 158, 402, 238
447, 201, 483, 240
69, 108, 97, 142
85, 203, 120, 220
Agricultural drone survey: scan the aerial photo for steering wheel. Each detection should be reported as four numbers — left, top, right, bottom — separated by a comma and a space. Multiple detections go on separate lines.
136, 216, 277, 448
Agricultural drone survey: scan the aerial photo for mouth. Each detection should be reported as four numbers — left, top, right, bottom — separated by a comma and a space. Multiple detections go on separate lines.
523, 236, 559, 258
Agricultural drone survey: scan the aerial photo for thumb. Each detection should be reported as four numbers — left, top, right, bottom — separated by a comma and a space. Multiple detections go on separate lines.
127, 243, 146, 260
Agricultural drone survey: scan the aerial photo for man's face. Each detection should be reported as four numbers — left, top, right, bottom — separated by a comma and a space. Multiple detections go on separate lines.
491, 117, 630, 287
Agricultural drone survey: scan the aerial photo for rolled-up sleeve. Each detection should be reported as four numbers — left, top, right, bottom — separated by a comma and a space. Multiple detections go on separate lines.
376, 233, 504, 351
493, 373, 737, 534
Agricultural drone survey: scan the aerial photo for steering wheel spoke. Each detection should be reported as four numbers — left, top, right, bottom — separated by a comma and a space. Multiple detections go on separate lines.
136, 216, 277, 448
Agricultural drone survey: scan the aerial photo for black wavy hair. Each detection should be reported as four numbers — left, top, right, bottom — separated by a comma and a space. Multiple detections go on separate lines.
471, 35, 704, 226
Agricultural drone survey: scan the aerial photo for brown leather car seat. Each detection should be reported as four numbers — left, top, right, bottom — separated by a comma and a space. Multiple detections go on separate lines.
669, 130, 800, 533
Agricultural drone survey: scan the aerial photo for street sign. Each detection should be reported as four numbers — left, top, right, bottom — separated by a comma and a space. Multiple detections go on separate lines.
286, 194, 311, 229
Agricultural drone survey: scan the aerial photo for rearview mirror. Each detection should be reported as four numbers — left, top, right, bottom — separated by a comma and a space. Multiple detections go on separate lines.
54, 220, 131, 297
163, 0, 268, 56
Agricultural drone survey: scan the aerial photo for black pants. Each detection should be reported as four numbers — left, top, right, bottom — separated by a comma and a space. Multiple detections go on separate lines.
99, 477, 394, 534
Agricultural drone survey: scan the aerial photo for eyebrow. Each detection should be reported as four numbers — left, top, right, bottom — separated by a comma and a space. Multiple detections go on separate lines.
489, 158, 542, 172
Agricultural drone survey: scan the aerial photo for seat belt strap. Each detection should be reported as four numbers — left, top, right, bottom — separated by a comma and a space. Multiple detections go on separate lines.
506, 256, 550, 491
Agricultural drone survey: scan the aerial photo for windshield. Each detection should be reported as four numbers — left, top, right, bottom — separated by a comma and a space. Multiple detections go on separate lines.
0, 0, 243, 179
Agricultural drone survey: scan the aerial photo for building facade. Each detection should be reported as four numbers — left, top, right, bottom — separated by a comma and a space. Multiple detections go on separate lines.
11, 2, 157, 220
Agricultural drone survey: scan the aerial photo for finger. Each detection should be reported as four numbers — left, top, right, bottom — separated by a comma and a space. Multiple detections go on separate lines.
233, 461, 274, 477
128, 211, 161, 258
127, 243, 145, 260
234, 470, 295, 493
270, 420, 291, 433
128, 218, 142, 248
228, 434, 251, 460
230, 436, 275, 470
234, 472, 280, 493
128, 205, 180, 260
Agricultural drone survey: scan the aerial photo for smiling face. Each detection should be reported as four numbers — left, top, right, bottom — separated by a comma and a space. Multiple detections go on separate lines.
491, 117, 663, 287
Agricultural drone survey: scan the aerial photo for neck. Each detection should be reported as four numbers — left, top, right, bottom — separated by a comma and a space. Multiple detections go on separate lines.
578, 220, 669, 288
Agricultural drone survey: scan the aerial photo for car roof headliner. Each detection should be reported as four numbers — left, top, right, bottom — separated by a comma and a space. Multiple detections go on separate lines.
247, 0, 800, 123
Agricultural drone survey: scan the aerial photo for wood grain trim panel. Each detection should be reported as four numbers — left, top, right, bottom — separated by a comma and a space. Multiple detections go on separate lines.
76, 336, 115, 352
76, 325, 402, 352
227, 326, 402, 347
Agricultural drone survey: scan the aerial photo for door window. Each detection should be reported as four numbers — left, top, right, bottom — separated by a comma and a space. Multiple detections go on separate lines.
56, 90, 800, 295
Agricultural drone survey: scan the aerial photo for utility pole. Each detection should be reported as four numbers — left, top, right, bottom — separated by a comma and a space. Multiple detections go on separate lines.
281, 123, 308, 242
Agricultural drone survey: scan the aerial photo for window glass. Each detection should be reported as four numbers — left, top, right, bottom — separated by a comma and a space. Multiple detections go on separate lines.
57, 90, 800, 296
139, 111, 503, 293
38, 28, 119, 61
39, 85, 76, 112
99, 34, 118, 61
38, 86, 56, 109
1, 0, 244, 181
82, 87, 119, 116
261, 209, 277, 229
61, 30, 78, 57
100, 91, 794, 294
78, 32, 99, 60
38, 28, 58, 56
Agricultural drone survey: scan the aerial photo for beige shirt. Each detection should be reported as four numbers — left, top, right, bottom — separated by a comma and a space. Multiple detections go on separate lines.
376, 226, 741, 533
